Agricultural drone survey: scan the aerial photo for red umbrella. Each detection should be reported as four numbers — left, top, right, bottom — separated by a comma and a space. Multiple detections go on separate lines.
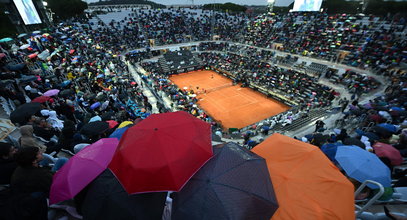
106, 120, 118, 128
108, 111, 213, 194
373, 142, 403, 166
31, 96, 51, 103
28, 53, 37, 59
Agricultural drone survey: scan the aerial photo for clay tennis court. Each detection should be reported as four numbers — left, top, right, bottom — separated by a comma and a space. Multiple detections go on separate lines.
169, 70, 290, 129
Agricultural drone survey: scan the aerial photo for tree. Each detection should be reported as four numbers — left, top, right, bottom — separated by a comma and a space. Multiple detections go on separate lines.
203, 3, 247, 13
46, 0, 88, 20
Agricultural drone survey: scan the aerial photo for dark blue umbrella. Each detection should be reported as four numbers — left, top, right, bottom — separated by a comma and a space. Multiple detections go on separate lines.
377, 123, 397, 133
172, 142, 278, 220
320, 143, 343, 162
109, 126, 131, 140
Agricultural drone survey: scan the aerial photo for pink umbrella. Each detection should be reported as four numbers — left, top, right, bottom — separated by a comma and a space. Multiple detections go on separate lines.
43, 89, 60, 96
49, 138, 119, 204
373, 142, 403, 166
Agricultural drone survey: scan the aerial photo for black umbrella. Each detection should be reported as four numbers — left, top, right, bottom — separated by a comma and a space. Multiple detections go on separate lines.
10, 102, 42, 124
343, 137, 366, 149
81, 169, 166, 220
18, 75, 37, 83
96, 94, 107, 101
311, 133, 329, 147
80, 121, 109, 136
59, 89, 74, 97
371, 126, 392, 139
101, 111, 115, 121
84, 93, 96, 100
172, 142, 279, 220
373, 106, 389, 111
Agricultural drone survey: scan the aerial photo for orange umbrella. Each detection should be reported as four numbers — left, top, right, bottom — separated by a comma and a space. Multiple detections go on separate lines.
252, 133, 354, 220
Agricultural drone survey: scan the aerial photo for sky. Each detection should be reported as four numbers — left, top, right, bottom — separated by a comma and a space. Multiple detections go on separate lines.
84, 0, 295, 7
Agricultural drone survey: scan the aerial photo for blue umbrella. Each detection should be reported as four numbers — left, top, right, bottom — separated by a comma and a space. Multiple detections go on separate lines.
335, 146, 391, 189
320, 143, 343, 162
90, 102, 101, 110
390, 106, 403, 111
377, 123, 397, 133
109, 126, 131, 140
60, 80, 71, 87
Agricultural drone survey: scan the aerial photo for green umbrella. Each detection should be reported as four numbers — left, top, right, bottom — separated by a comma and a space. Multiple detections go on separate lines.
0, 38, 13, 43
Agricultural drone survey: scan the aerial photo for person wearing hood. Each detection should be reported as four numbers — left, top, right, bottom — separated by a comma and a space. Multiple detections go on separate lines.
19, 125, 47, 153
41, 110, 64, 130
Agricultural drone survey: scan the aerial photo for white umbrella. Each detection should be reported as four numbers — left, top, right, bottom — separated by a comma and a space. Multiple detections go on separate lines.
17, 33, 27, 38
19, 44, 30, 50
38, 50, 50, 60
32, 30, 41, 34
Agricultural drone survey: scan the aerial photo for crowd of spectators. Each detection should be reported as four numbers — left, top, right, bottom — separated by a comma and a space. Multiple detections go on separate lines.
0, 8, 406, 219
120, 9, 406, 73
0, 20, 158, 218
199, 51, 336, 108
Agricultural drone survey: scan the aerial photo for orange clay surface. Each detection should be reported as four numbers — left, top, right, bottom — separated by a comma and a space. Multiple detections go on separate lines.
169, 70, 290, 129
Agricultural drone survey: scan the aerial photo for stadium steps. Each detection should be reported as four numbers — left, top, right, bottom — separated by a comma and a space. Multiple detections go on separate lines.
159, 57, 170, 73
273, 109, 330, 132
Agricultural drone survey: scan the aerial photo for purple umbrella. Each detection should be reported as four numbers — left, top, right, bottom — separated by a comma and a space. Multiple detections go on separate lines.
49, 138, 119, 204
43, 89, 60, 97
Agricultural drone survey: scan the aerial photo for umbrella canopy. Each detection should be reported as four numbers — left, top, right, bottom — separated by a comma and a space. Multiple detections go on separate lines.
101, 111, 115, 121
31, 96, 51, 103
109, 111, 213, 194
19, 44, 30, 50
372, 126, 393, 138
50, 138, 119, 204
17, 33, 28, 38
90, 102, 101, 110
372, 142, 403, 166
343, 137, 366, 149
18, 75, 37, 83
335, 145, 392, 189
320, 142, 343, 162
28, 53, 37, 59
81, 169, 167, 220
252, 133, 354, 220
118, 121, 133, 128
377, 123, 397, 133
10, 102, 42, 124
109, 126, 131, 140
106, 120, 118, 129
81, 121, 109, 136
172, 142, 278, 220
59, 89, 75, 97
0, 37, 13, 43
43, 89, 60, 97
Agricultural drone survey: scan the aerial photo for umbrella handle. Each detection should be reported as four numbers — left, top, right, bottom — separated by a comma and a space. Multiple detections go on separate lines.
354, 180, 384, 217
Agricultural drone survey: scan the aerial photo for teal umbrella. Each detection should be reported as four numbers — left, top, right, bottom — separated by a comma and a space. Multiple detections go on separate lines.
0, 38, 13, 43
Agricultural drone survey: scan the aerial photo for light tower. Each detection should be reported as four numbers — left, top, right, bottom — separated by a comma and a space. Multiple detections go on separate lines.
267, 0, 276, 12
